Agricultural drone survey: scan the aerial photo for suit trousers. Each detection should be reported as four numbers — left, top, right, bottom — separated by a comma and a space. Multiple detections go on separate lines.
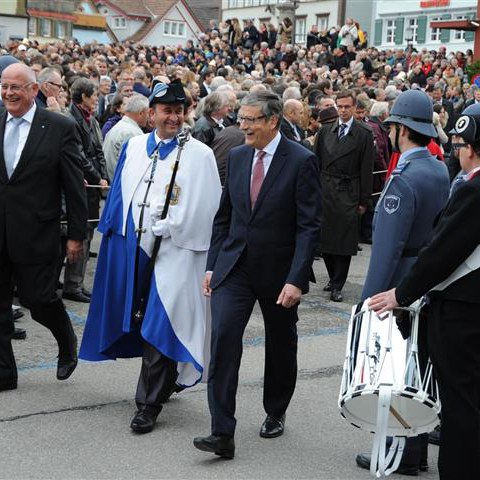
63, 229, 93, 294
208, 253, 298, 437
0, 244, 75, 385
427, 296, 480, 480
322, 253, 352, 291
135, 340, 178, 414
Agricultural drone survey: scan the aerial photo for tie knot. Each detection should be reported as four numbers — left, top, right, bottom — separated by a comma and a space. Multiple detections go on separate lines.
10, 117, 24, 126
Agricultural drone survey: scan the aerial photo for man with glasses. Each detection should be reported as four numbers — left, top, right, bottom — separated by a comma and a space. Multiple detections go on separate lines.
36, 67, 64, 111
0, 63, 87, 392
194, 91, 321, 458
314, 90, 374, 302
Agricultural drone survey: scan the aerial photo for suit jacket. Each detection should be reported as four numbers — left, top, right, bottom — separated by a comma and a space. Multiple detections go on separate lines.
0, 107, 87, 264
314, 119, 374, 255
396, 173, 480, 305
280, 117, 305, 142
207, 135, 321, 295
191, 115, 223, 148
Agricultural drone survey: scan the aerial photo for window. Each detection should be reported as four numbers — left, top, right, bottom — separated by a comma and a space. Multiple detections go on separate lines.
40, 18, 51, 37
316, 15, 329, 32
454, 15, 467, 40
405, 17, 418, 43
228, 0, 242, 7
295, 17, 307, 44
163, 20, 187, 37
113, 17, 126, 29
430, 16, 441, 42
56, 21, 66, 39
384, 19, 395, 44
28, 17, 37, 36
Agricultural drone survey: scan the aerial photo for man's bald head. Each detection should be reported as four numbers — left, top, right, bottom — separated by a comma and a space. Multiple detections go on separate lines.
283, 99, 304, 126
1, 63, 39, 117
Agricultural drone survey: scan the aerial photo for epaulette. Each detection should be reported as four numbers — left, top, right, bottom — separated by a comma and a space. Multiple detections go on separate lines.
356, 121, 373, 132
391, 160, 411, 176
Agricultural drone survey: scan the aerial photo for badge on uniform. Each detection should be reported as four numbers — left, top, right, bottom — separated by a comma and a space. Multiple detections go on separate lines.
384, 195, 400, 214
165, 183, 181, 205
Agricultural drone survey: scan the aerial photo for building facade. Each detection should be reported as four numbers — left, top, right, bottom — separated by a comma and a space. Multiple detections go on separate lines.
0, 0, 28, 43
27, 0, 77, 42
373, 0, 477, 52
221, 0, 339, 45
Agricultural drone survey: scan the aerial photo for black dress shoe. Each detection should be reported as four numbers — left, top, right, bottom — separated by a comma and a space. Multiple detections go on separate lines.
0, 378, 18, 392
12, 309, 24, 321
193, 434, 235, 459
428, 426, 440, 445
13, 327, 27, 340
57, 335, 78, 381
323, 282, 332, 292
130, 407, 161, 434
81, 288, 92, 297
89, 251, 98, 258
260, 414, 286, 438
356, 453, 422, 476
330, 289, 343, 302
62, 291, 91, 303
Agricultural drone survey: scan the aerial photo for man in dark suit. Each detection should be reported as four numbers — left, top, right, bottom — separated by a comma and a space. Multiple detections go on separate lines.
314, 90, 374, 302
369, 112, 480, 480
194, 91, 321, 458
0, 63, 88, 392
280, 99, 306, 142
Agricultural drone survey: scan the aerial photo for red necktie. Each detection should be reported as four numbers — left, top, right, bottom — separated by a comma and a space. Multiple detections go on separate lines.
250, 150, 266, 208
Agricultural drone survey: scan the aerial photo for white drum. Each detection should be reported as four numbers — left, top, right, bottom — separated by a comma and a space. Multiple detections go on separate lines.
338, 300, 441, 477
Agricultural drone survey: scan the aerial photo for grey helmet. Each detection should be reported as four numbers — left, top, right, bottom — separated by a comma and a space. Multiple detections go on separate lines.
384, 89, 437, 138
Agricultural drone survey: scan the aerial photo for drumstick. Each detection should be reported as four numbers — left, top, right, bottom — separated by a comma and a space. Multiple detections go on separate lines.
389, 405, 411, 429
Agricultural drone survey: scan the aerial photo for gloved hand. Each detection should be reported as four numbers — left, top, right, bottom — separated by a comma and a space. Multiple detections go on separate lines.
151, 218, 171, 238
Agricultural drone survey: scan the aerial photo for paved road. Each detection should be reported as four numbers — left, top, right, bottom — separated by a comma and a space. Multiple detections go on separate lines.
1, 238, 440, 479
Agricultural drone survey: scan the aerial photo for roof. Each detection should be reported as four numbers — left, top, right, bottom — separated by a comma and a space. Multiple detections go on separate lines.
186, 0, 220, 32
94, 0, 151, 19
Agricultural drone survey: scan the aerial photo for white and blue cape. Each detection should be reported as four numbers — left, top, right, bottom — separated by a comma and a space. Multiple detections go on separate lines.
79, 130, 222, 387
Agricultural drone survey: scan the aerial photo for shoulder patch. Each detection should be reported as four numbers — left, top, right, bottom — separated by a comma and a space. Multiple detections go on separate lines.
384, 194, 401, 214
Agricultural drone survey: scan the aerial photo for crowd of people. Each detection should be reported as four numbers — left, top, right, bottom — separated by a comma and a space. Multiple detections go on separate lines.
0, 14, 479, 479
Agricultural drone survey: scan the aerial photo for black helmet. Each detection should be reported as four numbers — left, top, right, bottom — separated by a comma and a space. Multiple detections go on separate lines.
451, 114, 480, 145
384, 89, 437, 138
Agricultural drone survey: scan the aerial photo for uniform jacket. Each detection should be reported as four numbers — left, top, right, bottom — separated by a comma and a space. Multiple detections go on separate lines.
0, 107, 87, 264
207, 135, 322, 296
396, 173, 480, 305
314, 118, 374, 256
362, 148, 450, 300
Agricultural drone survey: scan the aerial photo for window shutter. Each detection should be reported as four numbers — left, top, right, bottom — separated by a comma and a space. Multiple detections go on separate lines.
374, 19, 383, 46
466, 13, 475, 42
440, 14, 451, 43
395, 17, 404, 45
417, 16, 427, 44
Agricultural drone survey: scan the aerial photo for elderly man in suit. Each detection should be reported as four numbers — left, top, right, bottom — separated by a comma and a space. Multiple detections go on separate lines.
314, 89, 374, 302
0, 63, 87, 391
194, 91, 321, 458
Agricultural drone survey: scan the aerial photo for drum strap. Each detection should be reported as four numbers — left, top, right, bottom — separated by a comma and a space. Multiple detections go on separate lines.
371, 385, 406, 477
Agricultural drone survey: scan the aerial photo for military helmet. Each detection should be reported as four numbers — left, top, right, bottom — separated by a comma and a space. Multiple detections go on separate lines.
384, 89, 437, 138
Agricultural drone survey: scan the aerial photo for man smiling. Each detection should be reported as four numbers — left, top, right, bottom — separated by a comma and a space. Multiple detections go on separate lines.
194, 91, 321, 458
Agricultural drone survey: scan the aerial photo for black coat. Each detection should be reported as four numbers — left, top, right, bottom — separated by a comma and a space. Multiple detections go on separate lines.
0, 107, 87, 264
207, 135, 321, 295
314, 119, 375, 256
396, 173, 480, 306
69, 103, 107, 222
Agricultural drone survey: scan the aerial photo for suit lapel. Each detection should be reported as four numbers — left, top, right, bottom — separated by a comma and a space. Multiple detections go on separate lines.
10, 108, 49, 181
0, 110, 8, 182
324, 120, 358, 166
250, 137, 288, 219
244, 147, 255, 214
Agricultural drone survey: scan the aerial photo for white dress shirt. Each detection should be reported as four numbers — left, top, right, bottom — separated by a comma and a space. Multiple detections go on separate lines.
5, 102, 36, 171
251, 131, 282, 180
338, 116, 354, 137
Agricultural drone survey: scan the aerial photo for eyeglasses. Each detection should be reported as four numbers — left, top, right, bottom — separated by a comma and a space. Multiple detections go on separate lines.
1, 82, 34, 93
47, 81, 64, 90
452, 142, 469, 150
238, 115, 266, 125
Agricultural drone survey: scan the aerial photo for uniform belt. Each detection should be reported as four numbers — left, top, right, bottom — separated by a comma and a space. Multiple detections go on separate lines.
402, 248, 419, 258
